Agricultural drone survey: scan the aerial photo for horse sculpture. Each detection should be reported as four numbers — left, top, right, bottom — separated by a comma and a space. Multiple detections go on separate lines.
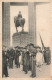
14, 11, 25, 32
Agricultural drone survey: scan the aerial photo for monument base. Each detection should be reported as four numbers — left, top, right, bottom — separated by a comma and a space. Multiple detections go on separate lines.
12, 31, 30, 47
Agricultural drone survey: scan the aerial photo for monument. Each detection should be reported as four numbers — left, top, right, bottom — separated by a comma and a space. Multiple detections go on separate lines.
14, 11, 25, 32
12, 11, 29, 47
2, 2, 41, 47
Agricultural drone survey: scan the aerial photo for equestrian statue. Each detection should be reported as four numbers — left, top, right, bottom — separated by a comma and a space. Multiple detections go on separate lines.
14, 11, 25, 32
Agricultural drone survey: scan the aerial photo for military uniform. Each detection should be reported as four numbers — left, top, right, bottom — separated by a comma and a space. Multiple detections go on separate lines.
24, 51, 30, 74
29, 44, 37, 77
30, 50, 36, 77
15, 50, 20, 68
44, 47, 51, 65
7, 50, 10, 66
2, 50, 8, 77
22, 51, 25, 71
8, 49, 14, 68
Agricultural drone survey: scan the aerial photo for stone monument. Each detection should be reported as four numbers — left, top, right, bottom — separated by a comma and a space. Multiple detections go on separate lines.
14, 11, 25, 32
12, 11, 29, 47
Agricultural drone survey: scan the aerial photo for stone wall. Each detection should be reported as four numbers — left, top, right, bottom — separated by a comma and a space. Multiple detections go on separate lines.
2, 2, 10, 47
12, 32, 30, 47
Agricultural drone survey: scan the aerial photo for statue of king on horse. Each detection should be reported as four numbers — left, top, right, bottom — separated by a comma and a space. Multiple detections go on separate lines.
14, 11, 25, 32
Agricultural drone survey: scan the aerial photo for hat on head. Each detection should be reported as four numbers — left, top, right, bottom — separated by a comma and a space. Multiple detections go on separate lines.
29, 43, 34, 47
23, 47, 26, 49
15, 46, 19, 48
35, 46, 41, 49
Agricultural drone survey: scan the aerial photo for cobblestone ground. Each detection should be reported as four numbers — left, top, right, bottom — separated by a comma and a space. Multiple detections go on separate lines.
5, 62, 50, 78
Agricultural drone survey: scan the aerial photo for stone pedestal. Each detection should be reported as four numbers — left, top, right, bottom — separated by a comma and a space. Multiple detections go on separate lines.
12, 32, 30, 47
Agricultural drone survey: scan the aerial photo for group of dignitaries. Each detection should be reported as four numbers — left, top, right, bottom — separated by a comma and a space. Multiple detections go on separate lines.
2, 43, 51, 78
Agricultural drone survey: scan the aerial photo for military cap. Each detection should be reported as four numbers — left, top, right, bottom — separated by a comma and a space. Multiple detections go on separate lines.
20, 47, 23, 49
36, 46, 41, 49
23, 47, 26, 49
18, 46, 20, 49
34, 46, 37, 48
29, 43, 34, 47
15, 46, 19, 48
44, 47, 50, 50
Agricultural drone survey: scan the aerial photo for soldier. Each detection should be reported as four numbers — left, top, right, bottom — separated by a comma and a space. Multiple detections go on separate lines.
15, 46, 20, 68
24, 47, 30, 74
7, 48, 10, 66
26, 45, 31, 71
22, 48, 26, 71
8, 48, 14, 69
39, 34, 51, 65
29, 44, 37, 78
2, 46, 9, 77
43, 47, 51, 65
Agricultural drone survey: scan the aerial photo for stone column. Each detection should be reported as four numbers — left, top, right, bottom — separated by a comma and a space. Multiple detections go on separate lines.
2, 2, 10, 47
28, 2, 36, 45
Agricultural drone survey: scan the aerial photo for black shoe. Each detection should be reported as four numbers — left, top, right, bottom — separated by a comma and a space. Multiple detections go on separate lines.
32, 75, 36, 78
5, 75, 9, 77
25, 72, 27, 74
16, 65, 18, 68
30, 74, 36, 78
19, 64, 20, 68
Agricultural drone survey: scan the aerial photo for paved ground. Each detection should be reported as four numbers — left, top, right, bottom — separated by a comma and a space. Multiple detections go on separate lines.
6, 63, 50, 78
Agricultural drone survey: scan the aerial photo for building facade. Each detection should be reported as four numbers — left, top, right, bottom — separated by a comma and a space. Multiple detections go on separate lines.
2, 2, 10, 47
2, 2, 37, 47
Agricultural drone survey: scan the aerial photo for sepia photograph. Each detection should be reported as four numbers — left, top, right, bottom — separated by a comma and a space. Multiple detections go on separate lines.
1, 0, 51, 78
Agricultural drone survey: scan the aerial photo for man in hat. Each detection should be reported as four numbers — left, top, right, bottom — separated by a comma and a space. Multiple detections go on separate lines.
2, 46, 9, 77
29, 43, 37, 77
23, 46, 30, 74
15, 46, 20, 68
22, 47, 26, 71
8, 47, 14, 69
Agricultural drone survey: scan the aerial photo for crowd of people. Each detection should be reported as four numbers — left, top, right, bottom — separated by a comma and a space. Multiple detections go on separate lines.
2, 43, 51, 78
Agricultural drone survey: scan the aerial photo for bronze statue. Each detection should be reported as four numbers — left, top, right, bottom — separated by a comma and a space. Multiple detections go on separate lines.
14, 11, 25, 32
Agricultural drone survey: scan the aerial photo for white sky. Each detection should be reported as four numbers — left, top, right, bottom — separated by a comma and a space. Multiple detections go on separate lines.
36, 3, 50, 47
10, 3, 50, 47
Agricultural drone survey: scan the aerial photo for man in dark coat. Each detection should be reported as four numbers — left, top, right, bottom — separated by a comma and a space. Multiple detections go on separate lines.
15, 47, 20, 68
43, 47, 51, 65
23, 47, 30, 74
8, 48, 14, 68
7, 49, 10, 66
29, 44, 37, 78
2, 46, 9, 77
21, 48, 25, 71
